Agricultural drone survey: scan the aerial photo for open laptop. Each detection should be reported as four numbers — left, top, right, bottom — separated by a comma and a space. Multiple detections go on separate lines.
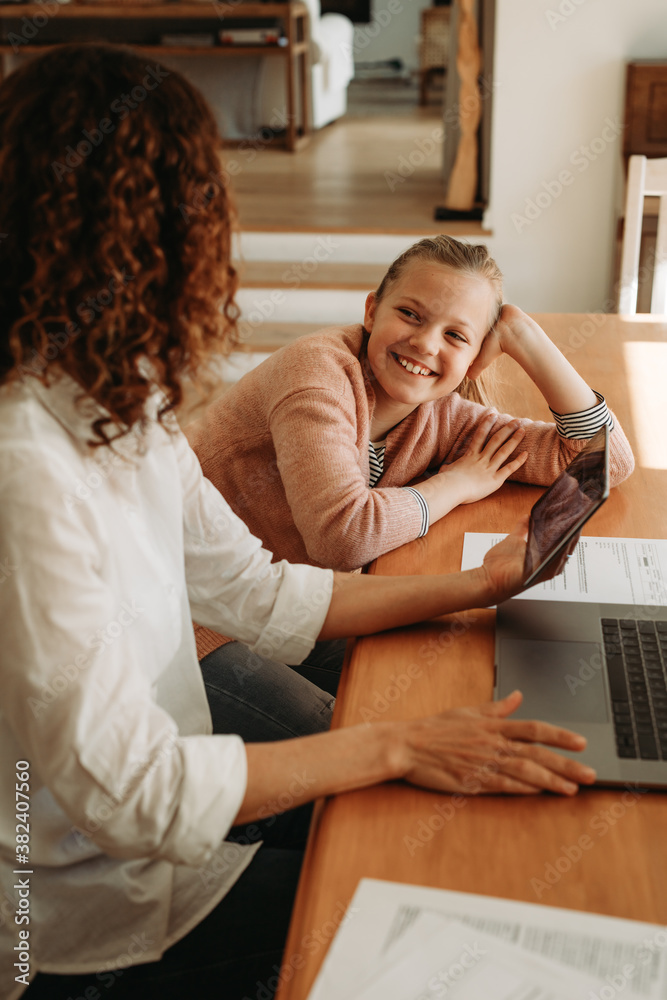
494, 426, 667, 787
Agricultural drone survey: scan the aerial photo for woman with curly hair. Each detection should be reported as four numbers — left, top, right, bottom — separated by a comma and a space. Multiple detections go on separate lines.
0, 44, 596, 1000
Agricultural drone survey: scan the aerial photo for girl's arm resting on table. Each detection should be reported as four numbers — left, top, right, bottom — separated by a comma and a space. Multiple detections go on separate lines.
411, 414, 529, 522
270, 389, 425, 571
237, 690, 597, 822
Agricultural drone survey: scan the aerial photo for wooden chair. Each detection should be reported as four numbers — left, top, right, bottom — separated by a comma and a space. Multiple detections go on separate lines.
618, 154, 667, 314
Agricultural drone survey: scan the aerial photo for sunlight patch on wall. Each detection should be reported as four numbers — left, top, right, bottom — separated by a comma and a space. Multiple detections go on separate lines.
622, 340, 667, 470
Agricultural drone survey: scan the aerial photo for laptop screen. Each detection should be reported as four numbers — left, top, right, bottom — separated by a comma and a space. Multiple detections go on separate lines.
522, 425, 610, 588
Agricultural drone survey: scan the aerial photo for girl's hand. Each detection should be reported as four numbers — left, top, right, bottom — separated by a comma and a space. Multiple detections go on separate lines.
399, 690, 596, 795
466, 303, 531, 380
437, 413, 528, 506
468, 305, 597, 415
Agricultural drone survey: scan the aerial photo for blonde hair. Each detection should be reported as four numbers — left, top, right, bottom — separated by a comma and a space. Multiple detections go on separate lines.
374, 236, 503, 406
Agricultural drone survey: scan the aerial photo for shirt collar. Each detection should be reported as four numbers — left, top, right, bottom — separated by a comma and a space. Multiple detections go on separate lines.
26, 373, 118, 443
23, 372, 163, 458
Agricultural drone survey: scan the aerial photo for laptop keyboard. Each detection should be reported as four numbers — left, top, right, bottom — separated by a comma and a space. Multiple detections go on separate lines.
602, 618, 667, 760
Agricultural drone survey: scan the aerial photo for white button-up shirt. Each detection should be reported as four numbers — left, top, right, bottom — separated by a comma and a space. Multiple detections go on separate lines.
0, 375, 333, 996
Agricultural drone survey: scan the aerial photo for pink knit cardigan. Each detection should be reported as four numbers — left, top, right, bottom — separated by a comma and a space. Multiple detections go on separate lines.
187, 324, 635, 659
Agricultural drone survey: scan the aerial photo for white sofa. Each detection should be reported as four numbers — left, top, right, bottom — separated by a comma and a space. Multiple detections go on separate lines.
161, 0, 354, 141
256, 0, 355, 131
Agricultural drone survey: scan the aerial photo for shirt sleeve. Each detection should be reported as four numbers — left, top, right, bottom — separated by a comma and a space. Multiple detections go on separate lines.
268, 388, 425, 571
403, 486, 430, 537
173, 425, 334, 665
549, 390, 613, 438
0, 446, 246, 867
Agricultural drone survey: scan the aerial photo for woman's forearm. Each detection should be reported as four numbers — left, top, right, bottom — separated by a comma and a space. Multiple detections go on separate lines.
318, 520, 531, 642
237, 723, 399, 825
317, 566, 493, 641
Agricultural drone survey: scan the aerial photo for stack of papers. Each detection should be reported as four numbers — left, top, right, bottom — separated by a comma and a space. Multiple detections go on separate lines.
461, 535, 667, 606
307, 879, 667, 1000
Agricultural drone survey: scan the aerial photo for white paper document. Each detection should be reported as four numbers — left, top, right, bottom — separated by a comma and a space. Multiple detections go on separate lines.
307, 879, 667, 1000
351, 912, 603, 1000
461, 534, 667, 605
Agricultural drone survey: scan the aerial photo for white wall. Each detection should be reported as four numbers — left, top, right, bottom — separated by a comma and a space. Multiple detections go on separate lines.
485, 0, 667, 312
352, 0, 431, 72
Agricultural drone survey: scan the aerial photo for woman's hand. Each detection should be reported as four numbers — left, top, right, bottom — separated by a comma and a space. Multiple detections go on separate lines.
398, 690, 596, 796
239, 690, 595, 826
478, 516, 531, 602
436, 413, 528, 506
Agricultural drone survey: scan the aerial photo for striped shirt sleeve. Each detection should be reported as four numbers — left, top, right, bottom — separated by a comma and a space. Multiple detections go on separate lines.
549, 390, 614, 439
368, 442, 429, 538
403, 486, 430, 538
368, 441, 386, 488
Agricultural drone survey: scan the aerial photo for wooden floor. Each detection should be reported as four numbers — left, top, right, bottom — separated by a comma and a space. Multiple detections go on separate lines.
229, 80, 482, 235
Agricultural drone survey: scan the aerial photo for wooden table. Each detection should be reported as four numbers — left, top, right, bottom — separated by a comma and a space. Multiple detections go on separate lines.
276, 313, 667, 999
0, 2, 311, 151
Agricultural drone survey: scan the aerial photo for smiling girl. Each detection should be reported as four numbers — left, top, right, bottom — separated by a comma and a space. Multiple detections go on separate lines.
187, 237, 634, 674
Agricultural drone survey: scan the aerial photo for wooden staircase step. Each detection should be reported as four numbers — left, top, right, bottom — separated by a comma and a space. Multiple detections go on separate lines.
234, 259, 385, 290
235, 321, 326, 353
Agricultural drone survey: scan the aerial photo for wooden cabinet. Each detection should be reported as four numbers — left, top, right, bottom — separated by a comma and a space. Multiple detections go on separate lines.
623, 61, 667, 161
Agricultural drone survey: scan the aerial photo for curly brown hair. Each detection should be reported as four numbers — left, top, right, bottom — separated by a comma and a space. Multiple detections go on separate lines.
0, 43, 239, 445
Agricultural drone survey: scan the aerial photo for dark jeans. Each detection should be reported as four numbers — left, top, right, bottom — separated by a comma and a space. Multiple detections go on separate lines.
292, 638, 347, 696
24, 642, 336, 1000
